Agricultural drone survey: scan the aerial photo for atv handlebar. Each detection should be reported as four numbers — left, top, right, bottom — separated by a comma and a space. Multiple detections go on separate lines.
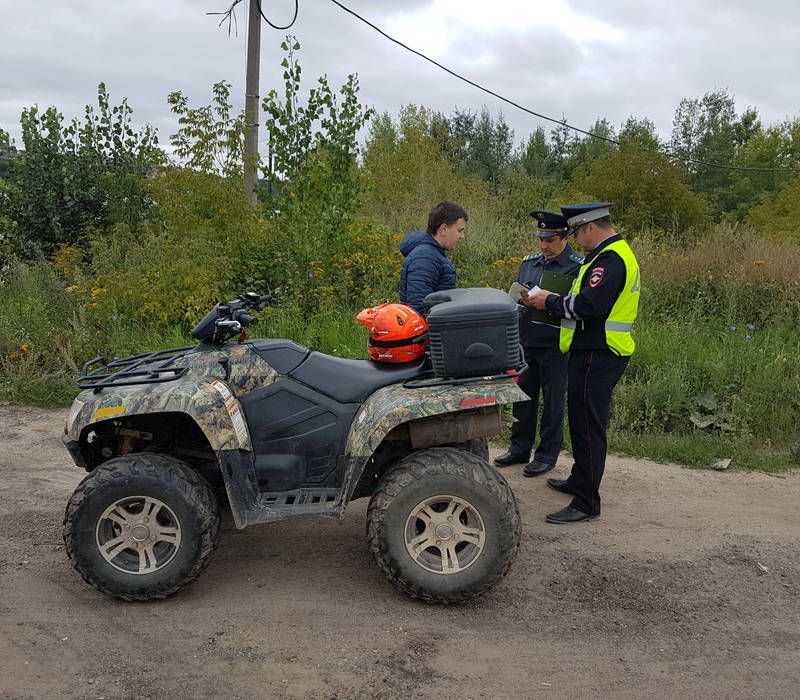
236, 312, 258, 326
190, 291, 273, 345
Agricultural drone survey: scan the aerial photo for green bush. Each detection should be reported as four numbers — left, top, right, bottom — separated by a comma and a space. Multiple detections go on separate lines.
612, 317, 800, 441
4, 46, 800, 474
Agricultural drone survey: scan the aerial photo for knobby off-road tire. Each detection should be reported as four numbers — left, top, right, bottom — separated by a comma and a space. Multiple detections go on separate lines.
461, 438, 489, 462
367, 446, 521, 604
63, 453, 221, 601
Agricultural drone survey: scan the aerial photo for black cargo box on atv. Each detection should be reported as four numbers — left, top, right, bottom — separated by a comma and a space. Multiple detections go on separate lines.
424, 287, 522, 378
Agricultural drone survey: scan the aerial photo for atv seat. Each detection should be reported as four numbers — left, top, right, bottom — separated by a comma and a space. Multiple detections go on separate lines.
289, 352, 428, 404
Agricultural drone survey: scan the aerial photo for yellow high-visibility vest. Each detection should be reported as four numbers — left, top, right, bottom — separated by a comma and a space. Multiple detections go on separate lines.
559, 239, 640, 356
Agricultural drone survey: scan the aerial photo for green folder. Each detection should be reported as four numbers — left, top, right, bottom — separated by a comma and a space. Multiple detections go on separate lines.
525, 270, 576, 327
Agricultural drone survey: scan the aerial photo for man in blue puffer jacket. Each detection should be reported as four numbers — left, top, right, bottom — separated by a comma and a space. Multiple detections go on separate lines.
399, 201, 468, 314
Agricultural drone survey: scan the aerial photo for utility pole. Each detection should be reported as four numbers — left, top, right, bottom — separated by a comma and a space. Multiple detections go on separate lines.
243, 0, 261, 205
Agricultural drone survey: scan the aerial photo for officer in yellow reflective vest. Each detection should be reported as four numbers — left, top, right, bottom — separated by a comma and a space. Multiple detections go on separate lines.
528, 202, 640, 523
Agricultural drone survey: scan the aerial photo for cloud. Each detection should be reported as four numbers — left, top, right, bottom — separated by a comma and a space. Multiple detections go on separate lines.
1, 0, 798, 154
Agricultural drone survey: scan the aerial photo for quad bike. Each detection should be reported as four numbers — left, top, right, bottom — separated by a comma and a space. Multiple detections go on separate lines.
62, 292, 527, 603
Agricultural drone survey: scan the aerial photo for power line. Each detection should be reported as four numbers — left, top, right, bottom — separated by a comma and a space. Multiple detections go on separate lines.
328, 0, 800, 174
255, 0, 298, 31
208, 0, 298, 34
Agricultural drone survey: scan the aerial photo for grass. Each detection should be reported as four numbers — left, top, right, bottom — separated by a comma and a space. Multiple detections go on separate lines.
2, 224, 799, 473
612, 317, 800, 442
610, 432, 800, 473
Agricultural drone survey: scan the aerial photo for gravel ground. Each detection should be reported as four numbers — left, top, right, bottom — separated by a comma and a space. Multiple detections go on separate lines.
1, 404, 798, 699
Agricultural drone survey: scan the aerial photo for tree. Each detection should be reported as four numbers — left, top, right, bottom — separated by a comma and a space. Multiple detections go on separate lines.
428, 110, 463, 164
167, 81, 247, 178
747, 174, 800, 242
722, 117, 800, 220
462, 108, 514, 193
576, 142, 709, 234
0, 128, 15, 181
426, 107, 515, 193
363, 105, 475, 234
518, 126, 552, 180
2, 84, 162, 257
670, 89, 743, 211
261, 37, 373, 225
618, 117, 660, 150
445, 107, 477, 164
549, 119, 574, 180
568, 118, 617, 171
257, 37, 379, 303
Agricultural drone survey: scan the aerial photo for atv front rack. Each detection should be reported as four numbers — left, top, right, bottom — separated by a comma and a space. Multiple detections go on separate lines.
77, 346, 196, 393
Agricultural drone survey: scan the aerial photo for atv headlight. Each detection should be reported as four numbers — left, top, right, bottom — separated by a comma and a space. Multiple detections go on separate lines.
65, 399, 85, 435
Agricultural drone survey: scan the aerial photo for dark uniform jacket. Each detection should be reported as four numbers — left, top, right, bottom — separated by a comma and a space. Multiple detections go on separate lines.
399, 230, 457, 313
518, 245, 583, 348
544, 233, 627, 351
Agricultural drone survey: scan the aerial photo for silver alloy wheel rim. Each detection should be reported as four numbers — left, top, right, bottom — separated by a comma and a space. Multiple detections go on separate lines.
95, 496, 182, 575
404, 494, 486, 574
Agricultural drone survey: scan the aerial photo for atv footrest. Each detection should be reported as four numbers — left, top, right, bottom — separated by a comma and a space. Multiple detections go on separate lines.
256, 488, 340, 520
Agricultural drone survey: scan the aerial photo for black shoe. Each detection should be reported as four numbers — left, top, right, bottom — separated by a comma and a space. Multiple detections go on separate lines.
522, 460, 556, 477
546, 478, 576, 495
545, 506, 599, 524
494, 450, 529, 467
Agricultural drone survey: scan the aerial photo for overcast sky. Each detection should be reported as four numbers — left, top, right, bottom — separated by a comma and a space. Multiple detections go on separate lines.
2, 0, 798, 153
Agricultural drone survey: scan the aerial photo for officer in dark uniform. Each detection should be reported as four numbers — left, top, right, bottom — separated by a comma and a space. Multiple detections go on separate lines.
494, 210, 584, 476
528, 203, 640, 523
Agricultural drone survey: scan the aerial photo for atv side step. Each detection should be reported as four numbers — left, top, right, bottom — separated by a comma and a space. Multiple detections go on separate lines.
255, 488, 341, 521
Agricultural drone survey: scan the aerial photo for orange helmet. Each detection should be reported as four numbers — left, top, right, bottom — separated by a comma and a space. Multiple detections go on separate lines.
356, 303, 429, 363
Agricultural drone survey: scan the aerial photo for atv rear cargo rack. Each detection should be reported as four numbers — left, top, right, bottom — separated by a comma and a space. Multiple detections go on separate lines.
402, 363, 527, 389
77, 346, 196, 393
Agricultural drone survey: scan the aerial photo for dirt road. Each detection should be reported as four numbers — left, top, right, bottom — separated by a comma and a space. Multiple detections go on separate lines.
1, 404, 798, 699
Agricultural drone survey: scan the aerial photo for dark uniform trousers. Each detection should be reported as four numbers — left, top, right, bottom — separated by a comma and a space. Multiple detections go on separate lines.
565, 349, 629, 515
509, 345, 569, 465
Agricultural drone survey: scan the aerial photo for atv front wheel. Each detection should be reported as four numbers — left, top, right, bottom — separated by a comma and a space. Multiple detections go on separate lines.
367, 447, 521, 603
63, 453, 221, 601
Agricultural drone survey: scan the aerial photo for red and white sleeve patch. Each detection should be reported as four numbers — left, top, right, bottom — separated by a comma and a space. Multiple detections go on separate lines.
588, 267, 605, 287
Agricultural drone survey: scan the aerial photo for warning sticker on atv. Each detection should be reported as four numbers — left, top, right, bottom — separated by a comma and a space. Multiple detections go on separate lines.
211, 381, 249, 446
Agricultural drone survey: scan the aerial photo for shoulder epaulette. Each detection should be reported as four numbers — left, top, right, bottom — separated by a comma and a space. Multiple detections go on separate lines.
522, 253, 543, 262
569, 252, 585, 263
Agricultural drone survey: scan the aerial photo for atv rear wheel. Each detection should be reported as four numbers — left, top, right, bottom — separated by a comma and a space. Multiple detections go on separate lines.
460, 438, 489, 462
367, 446, 521, 603
63, 453, 221, 601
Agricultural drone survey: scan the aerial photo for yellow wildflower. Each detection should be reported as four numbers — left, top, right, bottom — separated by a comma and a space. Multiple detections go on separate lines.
21, 344, 30, 351
754, 260, 765, 265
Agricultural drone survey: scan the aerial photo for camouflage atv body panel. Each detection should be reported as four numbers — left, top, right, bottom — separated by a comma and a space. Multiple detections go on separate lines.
345, 379, 527, 457
66, 344, 280, 451
66, 378, 248, 450
65, 340, 528, 529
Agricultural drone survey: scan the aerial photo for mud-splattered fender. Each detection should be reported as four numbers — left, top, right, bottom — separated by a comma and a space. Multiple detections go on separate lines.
339, 378, 527, 507
344, 378, 527, 459
66, 377, 252, 452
